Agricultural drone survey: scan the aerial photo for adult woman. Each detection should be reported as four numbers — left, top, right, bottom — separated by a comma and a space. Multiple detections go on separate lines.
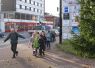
39, 31, 46, 56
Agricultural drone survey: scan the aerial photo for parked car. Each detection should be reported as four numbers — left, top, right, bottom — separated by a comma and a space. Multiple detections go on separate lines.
51, 29, 59, 36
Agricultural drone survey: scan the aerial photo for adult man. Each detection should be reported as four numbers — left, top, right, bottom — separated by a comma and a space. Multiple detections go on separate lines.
4, 28, 25, 58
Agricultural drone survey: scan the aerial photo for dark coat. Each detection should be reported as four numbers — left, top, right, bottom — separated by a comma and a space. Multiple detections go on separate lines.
42, 35, 47, 45
4, 32, 25, 44
39, 35, 46, 51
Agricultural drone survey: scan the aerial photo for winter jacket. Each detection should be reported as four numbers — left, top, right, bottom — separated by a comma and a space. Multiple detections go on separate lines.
46, 32, 51, 41
32, 35, 39, 48
39, 35, 46, 50
4, 32, 25, 44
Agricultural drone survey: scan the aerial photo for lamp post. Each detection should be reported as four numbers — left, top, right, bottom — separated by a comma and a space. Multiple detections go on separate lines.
59, 0, 62, 44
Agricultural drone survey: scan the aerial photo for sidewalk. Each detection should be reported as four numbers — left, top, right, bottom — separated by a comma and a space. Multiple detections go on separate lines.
44, 37, 95, 68
0, 44, 55, 68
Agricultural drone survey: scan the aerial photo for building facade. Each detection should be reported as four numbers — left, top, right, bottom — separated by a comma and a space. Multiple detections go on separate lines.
0, 0, 45, 32
62, 0, 80, 39
44, 13, 59, 28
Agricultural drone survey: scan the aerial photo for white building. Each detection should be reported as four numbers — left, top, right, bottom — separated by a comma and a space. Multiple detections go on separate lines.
62, 0, 80, 39
0, 0, 45, 32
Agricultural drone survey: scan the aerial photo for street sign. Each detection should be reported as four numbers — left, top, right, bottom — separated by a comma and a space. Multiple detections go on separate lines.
72, 26, 79, 34
63, 13, 70, 20
64, 7, 68, 13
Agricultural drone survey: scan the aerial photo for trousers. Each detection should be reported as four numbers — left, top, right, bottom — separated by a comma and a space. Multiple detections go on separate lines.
11, 43, 18, 57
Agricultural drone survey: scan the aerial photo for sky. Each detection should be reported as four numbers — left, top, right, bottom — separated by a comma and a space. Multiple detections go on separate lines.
45, 0, 59, 16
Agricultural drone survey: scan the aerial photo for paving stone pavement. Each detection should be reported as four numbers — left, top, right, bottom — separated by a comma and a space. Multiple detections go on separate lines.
0, 37, 95, 68
0, 44, 55, 68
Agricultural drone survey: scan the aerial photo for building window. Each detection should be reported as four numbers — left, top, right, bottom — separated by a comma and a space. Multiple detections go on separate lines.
25, 6, 27, 10
26, 14, 31, 20
37, 9, 39, 12
29, 0, 31, 4
33, 8, 35, 12
15, 13, 20, 19
21, 13, 26, 19
20, 5, 22, 9
29, 7, 31, 11
33, 1, 35, 5
40, 4, 42, 7
4, 13, 7, 18
40, 10, 42, 13
25, 0, 27, 3
37, 3, 39, 6
9, 13, 14, 19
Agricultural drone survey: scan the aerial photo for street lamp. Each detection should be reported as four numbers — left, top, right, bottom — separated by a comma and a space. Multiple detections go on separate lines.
59, 0, 62, 44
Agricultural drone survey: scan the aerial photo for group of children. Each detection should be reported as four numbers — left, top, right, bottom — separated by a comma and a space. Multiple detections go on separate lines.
30, 31, 52, 57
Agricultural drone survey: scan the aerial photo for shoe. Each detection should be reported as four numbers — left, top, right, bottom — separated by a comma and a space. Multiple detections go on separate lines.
12, 55, 16, 59
16, 51, 18, 56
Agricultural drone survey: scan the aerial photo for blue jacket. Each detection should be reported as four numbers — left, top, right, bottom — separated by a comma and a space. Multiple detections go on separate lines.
46, 32, 51, 41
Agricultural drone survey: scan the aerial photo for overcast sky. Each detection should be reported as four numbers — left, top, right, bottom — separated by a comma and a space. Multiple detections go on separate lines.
45, 0, 59, 16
